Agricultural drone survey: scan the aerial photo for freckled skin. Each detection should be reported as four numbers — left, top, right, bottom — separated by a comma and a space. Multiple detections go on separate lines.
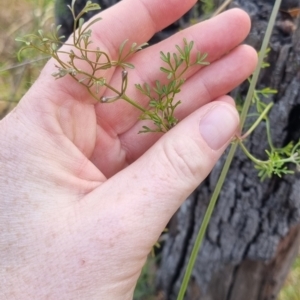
55, 0, 200, 44
0, 2, 257, 299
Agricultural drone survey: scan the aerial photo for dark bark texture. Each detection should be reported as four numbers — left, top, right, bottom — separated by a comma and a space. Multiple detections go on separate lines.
157, 1, 300, 299
55, 0, 300, 299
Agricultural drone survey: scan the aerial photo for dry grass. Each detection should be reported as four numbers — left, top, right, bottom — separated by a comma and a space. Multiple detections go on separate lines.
0, 0, 54, 116
279, 255, 300, 300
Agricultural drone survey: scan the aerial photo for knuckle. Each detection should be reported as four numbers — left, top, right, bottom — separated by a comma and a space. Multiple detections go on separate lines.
161, 136, 206, 185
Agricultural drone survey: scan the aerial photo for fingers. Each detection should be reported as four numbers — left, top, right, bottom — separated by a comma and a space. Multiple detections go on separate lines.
85, 97, 239, 250
94, 9, 252, 133
41, 0, 197, 100
119, 44, 257, 163
129, 8, 252, 91
88, 0, 198, 56
89, 6, 256, 174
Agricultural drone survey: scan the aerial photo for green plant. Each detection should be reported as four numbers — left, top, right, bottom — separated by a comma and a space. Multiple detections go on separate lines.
16, 0, 209, 133
17, 0, 300, 177
237, 85, 300, 181
177, 0, 287, 298
136, 41, 208, 133
279, 256, 300, 300
201, 0, 215, 15
134, 256, 157, 300
0, 0, 53, 106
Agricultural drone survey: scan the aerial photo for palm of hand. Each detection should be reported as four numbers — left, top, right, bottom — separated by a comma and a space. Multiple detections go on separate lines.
0, 1, 257, 299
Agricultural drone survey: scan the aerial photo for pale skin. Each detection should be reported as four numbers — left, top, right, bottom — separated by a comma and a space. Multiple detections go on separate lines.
0, 0, 258, 299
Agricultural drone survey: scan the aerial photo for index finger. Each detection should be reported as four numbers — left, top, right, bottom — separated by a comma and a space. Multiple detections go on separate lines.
41, 0, 198, 102
86, 0, 197, 56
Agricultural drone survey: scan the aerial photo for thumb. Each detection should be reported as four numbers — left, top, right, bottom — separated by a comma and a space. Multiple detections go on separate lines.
86, 97, 239, 247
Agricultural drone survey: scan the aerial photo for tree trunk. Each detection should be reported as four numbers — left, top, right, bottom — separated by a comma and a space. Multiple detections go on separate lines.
156, 1, 300, 299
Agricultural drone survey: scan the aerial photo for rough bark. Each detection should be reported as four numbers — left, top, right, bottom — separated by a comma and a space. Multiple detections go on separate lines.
156, 1, 300, 299
55, 0, 300, 299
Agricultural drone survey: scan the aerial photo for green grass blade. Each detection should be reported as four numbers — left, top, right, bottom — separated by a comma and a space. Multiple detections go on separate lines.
177, 0, 282, 298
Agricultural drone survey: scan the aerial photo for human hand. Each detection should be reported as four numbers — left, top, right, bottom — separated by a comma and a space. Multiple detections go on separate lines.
0, 0, 257, 299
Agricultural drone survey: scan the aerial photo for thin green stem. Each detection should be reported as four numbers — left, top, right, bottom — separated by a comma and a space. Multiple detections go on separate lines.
103, 83, 120, 96
265, 118, 275, 151
239, 0, 281, 130
177, 0, 282, 298
177, 142, 238, 300
291, 141, 300, 155
72, 18, 77, 46
0, 56, 49, 72
237, 140, 264, 165
176, 65, 189, 80
241, 102, 274, 139
122, 94, 147, 113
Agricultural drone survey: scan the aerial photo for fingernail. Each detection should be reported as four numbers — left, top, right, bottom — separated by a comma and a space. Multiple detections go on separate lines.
199, 105, 239, 150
